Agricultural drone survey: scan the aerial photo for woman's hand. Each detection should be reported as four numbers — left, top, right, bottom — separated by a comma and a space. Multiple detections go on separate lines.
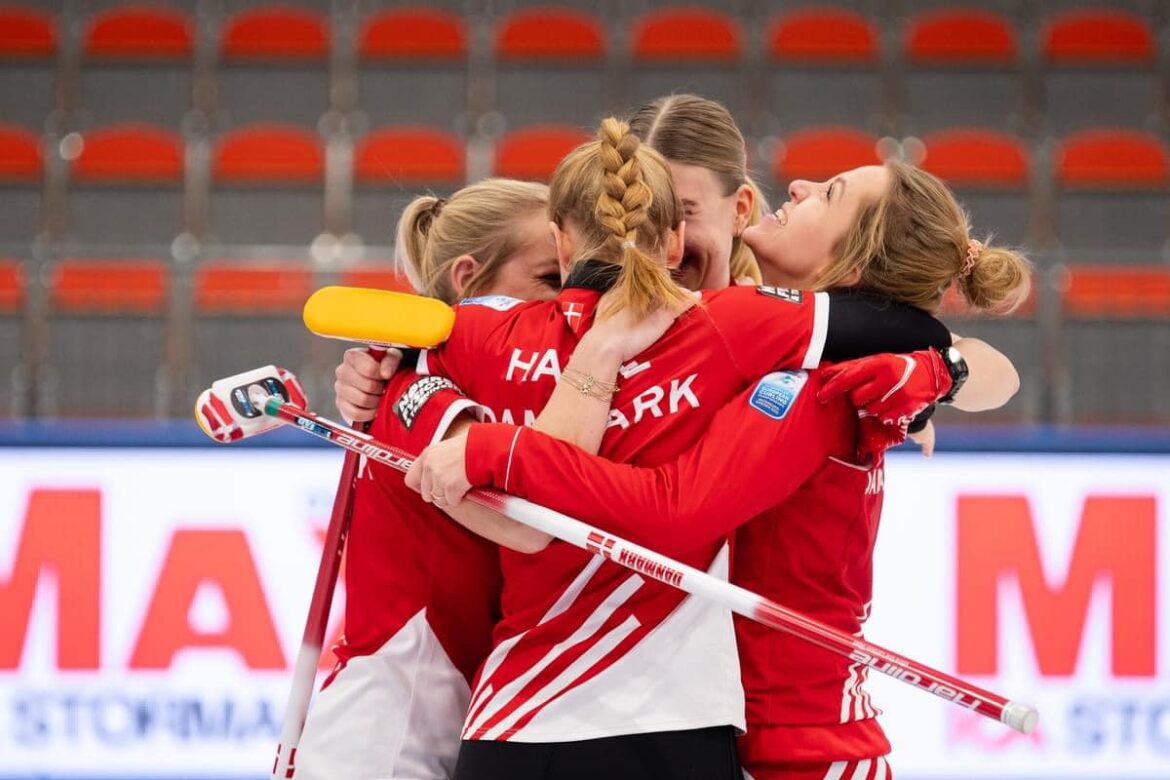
909, 420, 936, 457
334, 348, 402, 423
406, 431, 473, 509
589, 296, 695, 363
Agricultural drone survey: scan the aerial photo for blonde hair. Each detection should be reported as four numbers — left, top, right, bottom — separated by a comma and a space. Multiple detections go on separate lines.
395, 178, 549, 305
629, 94, 764, 284
817, 160, 1031, 314
549, 117, 692, 319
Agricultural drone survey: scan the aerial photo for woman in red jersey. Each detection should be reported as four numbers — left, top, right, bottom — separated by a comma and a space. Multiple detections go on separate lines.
370, 117, 1018, 780
410, 159, 1030, 780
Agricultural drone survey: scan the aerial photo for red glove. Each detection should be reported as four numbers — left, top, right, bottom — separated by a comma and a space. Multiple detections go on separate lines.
818, 349, 953, 462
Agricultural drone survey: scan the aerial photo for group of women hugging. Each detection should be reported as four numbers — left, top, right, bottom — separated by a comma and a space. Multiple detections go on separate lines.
293, 94, 1030, 780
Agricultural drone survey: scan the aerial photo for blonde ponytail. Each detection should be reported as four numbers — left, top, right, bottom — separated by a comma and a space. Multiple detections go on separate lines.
393, 179, 549, 305
550, 117, 690, 320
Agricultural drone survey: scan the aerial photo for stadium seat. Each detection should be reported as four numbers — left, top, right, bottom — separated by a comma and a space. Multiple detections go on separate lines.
629, 8, 744, 115
766, 8, 883, 133
351, 125, 465, 244
771, 126, 882, 184
0, 123, 42, 245
494, 124, 590, 181
494, 8, 606, 128
44, 258, 169, 416
0, 5, 57, 131
1054, 129, 1169, 261
190, 261, 317, 407
902, 8, 1024, 134
81, 6, 194, 127
211, 123, 324, 246
1060, 265, 1170, 423
0, 258, 25, 416
338, 265, 413, 293
219, 5, 330, 128
1041, 9, 1158, 133
358, 7, 468, 129
919, 128, 1032, 245
66, 123, 184, 246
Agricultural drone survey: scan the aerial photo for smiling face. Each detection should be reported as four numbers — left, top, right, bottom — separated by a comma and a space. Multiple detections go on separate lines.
666, 161, 744, 291
743, 165, 891, 289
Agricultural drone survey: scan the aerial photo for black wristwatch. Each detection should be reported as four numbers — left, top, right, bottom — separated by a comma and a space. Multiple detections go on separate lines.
938, 346, 969, 405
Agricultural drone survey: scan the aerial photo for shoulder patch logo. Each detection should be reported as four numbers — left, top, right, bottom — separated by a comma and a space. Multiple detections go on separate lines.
748, 370, 808, 420
460, 294, 524, 311
757, 286, 803, 304
393, 375, 459, 430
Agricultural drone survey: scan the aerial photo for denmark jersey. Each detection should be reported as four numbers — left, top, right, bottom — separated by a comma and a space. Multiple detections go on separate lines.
295, 371, 496, 780
460, 371, 894, 773
407, 265, 831, 743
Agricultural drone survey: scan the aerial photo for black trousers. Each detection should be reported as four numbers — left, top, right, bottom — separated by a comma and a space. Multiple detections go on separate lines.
453, 725, 742, 780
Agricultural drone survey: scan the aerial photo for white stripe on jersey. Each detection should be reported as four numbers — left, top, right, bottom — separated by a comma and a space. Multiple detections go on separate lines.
848, 759, 873, 780
822, 761, 848, 780
467, 556, 606, 719
480, 614, 641, 740
840, 662, 861, 723
464, 573, 645, 738
875, 756, 890, 780
802, 291, 831, 369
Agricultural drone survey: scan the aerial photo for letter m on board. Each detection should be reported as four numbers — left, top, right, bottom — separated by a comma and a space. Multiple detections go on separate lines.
956, 495, 1156, 678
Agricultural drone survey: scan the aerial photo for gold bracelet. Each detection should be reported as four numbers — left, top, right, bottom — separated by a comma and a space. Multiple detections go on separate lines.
560, 367, 618, 402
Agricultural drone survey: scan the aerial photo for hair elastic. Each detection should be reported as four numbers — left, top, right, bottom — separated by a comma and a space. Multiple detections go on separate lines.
962, 239, 982, 277
621, 239, 637, 250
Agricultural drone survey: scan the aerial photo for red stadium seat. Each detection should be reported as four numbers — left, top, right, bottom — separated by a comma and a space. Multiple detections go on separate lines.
213, 123, 323, 184
1063, 266, 1170, 318
71, 124, 182, 183
359, 7, 466, 60
494, 125, 590, 181
1043, 9, 1154, 65
194, 262, 314, 313
50, 259, 168, 313
906, 8, 1017, 64
497, 8, 603, 60
339, 266, 413, 293
221, 5, 328, 60
0, 259, 23, 311
631, 7, 740, 62
354, 126, 464, 185
83, 5, 193, 59
0, 124, 41, 180
919, 128, 1028, 187
0, 5, 55, 56
1056, 129, 1168, 189
768, 8, 878, 63
772, 127, 881, 183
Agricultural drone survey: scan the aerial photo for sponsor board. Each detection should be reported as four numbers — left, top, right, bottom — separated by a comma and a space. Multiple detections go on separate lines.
0, 449, 1166, 777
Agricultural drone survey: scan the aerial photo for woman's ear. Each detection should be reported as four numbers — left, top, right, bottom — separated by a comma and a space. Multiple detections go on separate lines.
550, 221, 574, 273
733, 183, 755, 237
666, 221, 686, 268
448, 254, 480, 299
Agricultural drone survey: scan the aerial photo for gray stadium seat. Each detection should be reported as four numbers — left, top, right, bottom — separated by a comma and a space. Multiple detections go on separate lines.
901, 8, 1026, 135
209, 124, 324, 246
493, 8, 607, 129
357, 7, 469, 130
764, 8, 884, 134
79, 6, 194, 127
65, 124, 185, 247
217, 5, 330, 129
42, 259, 170, 417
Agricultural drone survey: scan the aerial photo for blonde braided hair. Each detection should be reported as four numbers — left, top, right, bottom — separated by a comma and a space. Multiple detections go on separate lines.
550, 117, 691, 320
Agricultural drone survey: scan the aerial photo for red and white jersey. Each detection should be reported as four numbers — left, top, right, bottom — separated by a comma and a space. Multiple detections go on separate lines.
462, 370, 892, 771
406, 273, 830, 742
296, 371, 496, 780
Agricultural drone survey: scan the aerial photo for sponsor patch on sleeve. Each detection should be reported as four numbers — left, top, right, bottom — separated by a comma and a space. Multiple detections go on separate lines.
460, 294, 524, 311
393, 375, 460, 430
748, 370, 808, 420
756, 286, 804, 304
